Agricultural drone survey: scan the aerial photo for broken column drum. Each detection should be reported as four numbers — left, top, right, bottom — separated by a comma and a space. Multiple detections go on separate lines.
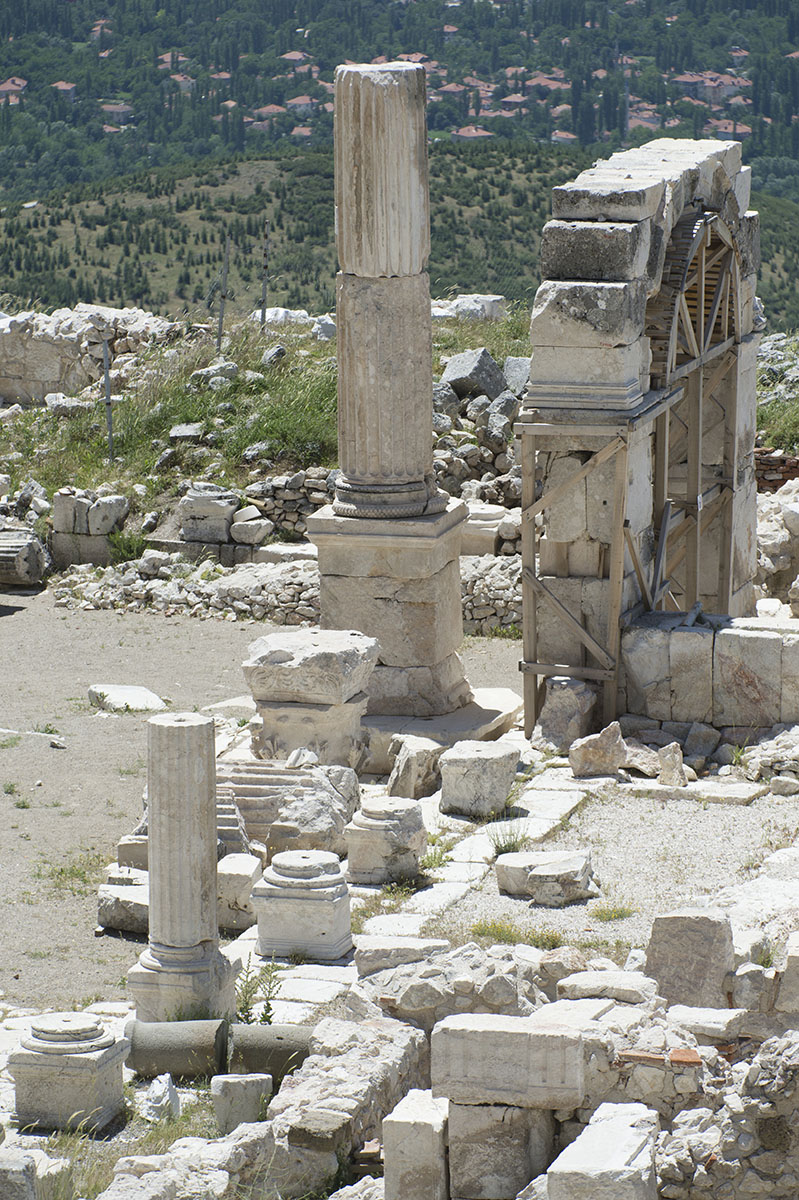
252, 849, 353, 961
128, 712, 236, 1021
344, 795, 427, 884
307, 62, 471, 718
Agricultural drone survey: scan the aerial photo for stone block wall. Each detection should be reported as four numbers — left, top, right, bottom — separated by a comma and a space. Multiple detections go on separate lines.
621, 612, 799, 727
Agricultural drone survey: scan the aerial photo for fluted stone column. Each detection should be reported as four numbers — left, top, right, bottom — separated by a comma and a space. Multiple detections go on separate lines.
333, 62, 442, 520
128, 712, 236, 1021
308, 62, 471, 718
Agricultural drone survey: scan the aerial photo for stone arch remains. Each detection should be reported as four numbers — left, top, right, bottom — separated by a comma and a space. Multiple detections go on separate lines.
518, 139, 761, 728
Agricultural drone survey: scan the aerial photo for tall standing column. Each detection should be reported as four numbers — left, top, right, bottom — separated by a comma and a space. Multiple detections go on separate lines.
332, 62, 442, 519
308, 63, 471, 718
128, 712, 236, 1022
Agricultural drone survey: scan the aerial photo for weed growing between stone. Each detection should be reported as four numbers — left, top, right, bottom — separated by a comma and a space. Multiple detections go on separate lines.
33, 849, 107, 897
236, 955, 282, 1025
470, 918, 564, 950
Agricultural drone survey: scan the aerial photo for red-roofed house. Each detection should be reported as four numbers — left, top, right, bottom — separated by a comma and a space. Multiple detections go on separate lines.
170, 73, 195, 93
0, 77, 27, 96
286, 95, 317, 115
451, 124, 493, 140
51, 81, 77, 103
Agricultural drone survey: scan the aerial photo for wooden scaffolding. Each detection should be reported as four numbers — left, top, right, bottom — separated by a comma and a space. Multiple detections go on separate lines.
519, 208, 743, 736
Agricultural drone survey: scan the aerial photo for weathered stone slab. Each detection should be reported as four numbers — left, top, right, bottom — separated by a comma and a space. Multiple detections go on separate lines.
448, 1101, 554, 1200
539, 219, 651, 282
87, 684, 166, 713
556, 971, 658, 1005
431, 1014, 584, 1109
645, 909, 735, 1008
496, 850, 599, 907
217, 853, 261, 931
712, 625, 782, 728
547, 1101, 659, 1200
383, 1089, 448, 1200
211, 1072, 272, 1135
439, 738, 519, 818
242, 628, 379, 705
386, 734, 444, 798
441, 347, 506, 400
569, 722, 626, 777
622, 626, 671, 721
666, 1005, 745, 1043
529, 280, 647, 348
531, 676, 596, 754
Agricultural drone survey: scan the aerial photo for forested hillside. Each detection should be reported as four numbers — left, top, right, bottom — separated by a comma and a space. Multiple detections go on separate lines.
2, 0, 799, 325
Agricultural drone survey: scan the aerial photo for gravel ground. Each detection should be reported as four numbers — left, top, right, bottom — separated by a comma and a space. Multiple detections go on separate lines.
0, 584, 521, 1010
425, 787, 799, 959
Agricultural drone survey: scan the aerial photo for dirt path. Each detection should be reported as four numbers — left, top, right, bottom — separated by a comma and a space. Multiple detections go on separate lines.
0, 588, 521, 1009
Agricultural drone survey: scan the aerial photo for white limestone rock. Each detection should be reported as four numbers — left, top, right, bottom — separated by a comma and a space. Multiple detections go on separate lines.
216, 852, 262, 931
439, 737, 519, 818
657, 742, 688, 787
645, 909, 735, 1008
448, 1101, 554, 1200
556, 970, 658, 1005
88, 684, 166, 713
532, 676, 596, 753
569, 721, 626, 777
386, 734, 444, 799
383, 1089, 448, 1200
496, 850, 600, 907
345, 796, 427, 885
243, 627, 379, 705
210, 1072, 272, 1135
547, 1101, 659, 1200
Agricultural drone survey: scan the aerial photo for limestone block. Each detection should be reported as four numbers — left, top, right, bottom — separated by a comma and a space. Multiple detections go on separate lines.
462, 500, 505, 555
8, 1013, 129, 1132
230, 518, 274, 545
666, 1005, 745, 1043
547, 1101, 659, 1200
178, 483, 239, 543
532, 676, 596, 753
386, 734, 444, 798
526, 340, 649, 411
669, 627, 713, 724
211, 1072, 272, 1135
543, 454, 587, 542
88, 683, 166, 713
448, 1101, 554, 1200
253, 693, 368, 770
335, 62, 429, 277
535, 577, 584, 668
243, 628, 379, 705
503, 355, 532, 396
556, 971, 658, 1005
251, 850, 352, 961
309, 500, 465, 580
319, 559, 463, 668
552, 170, 666, 222
431, 1014, 584, 1109
345, 796, 427, 884
354, 936, 451, 977
529, 280, 647, 349
382, 1089, 448, 1200
539, 219, 651, 282
52, 488, 76, 533
657, 742, 687, 787
645, 909, 735, 1008
496, 850, 599, 907
569, 722, 626, 778
217, 853, 262, 931
775, 931, 799, 1013
98, 883, 149, 933
118, 834, 148, 869
439, 737, 519, 818
622, 626, 671, 721
335, 272, 433, 518
713, 626, 782, 727
441, 347, 506, 400
781, 635, 799, 725
0, 1151, 37, 1200
367, 654, 472, 718
88, 494, 129, 536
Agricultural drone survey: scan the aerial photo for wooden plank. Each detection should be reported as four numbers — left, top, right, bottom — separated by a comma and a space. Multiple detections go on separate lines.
520, 430, 538, 737
666, 492, 727, 577
685, 368, 703, 606
704, 345, 735, 401
514, 421, 627, 438
523, 435, 624, 524
679, 293, 701, 359
654, 411, 669, 529
651, 499, 672, 606
703, 251, 732, 351
518, 662, 614, 682
668, 336, 735, 384
522, 567, 615, 671
603, 441, 629, 723
717, 353, 738, 612
624, 520, 654, 609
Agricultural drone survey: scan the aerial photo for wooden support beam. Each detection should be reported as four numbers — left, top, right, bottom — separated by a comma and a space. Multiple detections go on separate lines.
523, 567, 614, 671
523, 436, 625, 523
603, 441, 629, 724
624, 520, 653, 609
685, 368, 703, 606
654, 411, 669, 531
518, 662, 614, 682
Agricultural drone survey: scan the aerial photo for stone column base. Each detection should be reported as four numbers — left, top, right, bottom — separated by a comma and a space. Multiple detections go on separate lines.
307, 500, 473, 717
128, 944, 237, 1023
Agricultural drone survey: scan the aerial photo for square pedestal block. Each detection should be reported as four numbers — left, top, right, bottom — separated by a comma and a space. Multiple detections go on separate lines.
252, 850, 353, 962
448, 1102, 555, 1199
128, 945, 237, 1024
9, 1014, 129, 1132
308, 500, 471, 717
